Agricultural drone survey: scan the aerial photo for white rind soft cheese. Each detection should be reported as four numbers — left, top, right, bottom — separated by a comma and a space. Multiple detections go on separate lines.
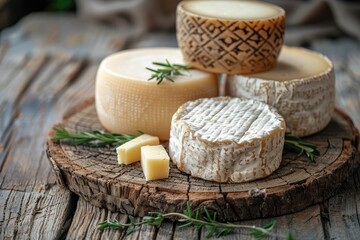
226, 46, 335, 137
169, 97, 286, 183
96, 48, 218, 140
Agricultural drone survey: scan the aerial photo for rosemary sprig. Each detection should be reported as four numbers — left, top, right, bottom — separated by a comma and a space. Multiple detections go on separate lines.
51, 128, 138, 147
146, 59, 189, 84
284, 133, 320, 162
98, 203, 293, 239
53, 128, 319, 162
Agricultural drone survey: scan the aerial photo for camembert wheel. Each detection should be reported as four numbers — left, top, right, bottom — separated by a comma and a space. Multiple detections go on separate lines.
169, 97, 286, 183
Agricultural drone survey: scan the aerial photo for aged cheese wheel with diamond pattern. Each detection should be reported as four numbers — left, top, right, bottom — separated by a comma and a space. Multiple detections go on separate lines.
226, 46, 335, 137
176, 0, 285, 74
169, 97, 286, 183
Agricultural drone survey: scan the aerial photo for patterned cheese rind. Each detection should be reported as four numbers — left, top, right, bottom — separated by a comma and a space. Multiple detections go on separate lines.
169, 97, 286, 183
176, 1, 285, 74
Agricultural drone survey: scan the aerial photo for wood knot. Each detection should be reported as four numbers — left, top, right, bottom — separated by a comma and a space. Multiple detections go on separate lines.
248, 188, 266, 198
39, 182, 54, 190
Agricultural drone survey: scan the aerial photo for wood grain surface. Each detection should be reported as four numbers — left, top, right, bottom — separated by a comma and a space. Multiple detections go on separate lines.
47, 101, 359, 221
0, 13, 359, 239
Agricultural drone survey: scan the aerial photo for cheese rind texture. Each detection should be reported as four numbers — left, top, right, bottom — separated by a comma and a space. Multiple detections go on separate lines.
116, 134, 160, 165
96, 48, 218, 140
226, 46, 335, 137
176, 0, 285, 74
141, 145, 170, 181
169, 97, 286, 183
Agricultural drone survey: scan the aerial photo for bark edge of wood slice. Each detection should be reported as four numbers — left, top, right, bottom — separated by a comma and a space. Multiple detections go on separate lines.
46, 99, 360, 221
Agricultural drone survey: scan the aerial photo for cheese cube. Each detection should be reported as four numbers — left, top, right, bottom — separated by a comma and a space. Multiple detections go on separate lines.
141, 145, 170, 181
116, 134, 159, 165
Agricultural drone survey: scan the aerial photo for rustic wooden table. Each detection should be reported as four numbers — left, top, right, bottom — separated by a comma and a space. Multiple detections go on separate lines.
0, 14, 359, 239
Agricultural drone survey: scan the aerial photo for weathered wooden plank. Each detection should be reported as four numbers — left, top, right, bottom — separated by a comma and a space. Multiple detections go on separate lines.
197, 204, 324, 240
0, 42, 9, 62
348, 51, 360, 82
67, 198, 130, 240
0, 186, 75, 239
0, 56, 23, 91
74, 203, 323, 240
133, 223, 157, 240
64, 200, 324, 240
0, 54, 46, 174
68, 204, 173, 240
311, 38, 360, 130
1, 13, 127, 60
173, 222, 200, 240
130, 31, 178, 49
311, 38, 359, 72
69, 198, 207, 240
271, 205, 324, 239
54, 61, 97, 113
0, 58, 27, 155
155, 221, 174, 240
321, 169, 360, 240
0, 54, 85, 190
70, 210, 174, 240
0, 53, 93, 239
312, 39, 360, 240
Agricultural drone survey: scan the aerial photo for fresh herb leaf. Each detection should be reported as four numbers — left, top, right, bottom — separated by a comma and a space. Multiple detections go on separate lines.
284, 133, 320, 162
146, 60, 189, 84
251, 220, 277, 239
286, 232, 295, 240
98, 204, 290, 239
51, 128, 138, 147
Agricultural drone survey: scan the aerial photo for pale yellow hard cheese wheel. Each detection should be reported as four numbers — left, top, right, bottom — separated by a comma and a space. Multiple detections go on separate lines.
95, 48, 219, 140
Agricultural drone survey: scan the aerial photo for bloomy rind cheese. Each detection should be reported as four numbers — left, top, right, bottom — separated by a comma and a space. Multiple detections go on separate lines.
176, 0, 285, 74
226, 46, 335, 137
95, 48, 218, 140
169, 97, 286, 183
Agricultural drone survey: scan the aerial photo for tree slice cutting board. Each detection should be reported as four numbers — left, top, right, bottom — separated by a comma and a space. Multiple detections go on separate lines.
46, 99, 359, 221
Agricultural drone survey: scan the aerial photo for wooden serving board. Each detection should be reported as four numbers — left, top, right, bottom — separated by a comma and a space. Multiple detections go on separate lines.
46, 99, 359, 221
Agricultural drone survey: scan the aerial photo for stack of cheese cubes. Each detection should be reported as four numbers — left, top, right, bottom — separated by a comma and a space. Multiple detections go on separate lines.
96, 0, 335, 183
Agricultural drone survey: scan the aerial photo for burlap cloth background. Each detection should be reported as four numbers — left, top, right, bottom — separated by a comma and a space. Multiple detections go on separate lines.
76, 0, 360, 45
